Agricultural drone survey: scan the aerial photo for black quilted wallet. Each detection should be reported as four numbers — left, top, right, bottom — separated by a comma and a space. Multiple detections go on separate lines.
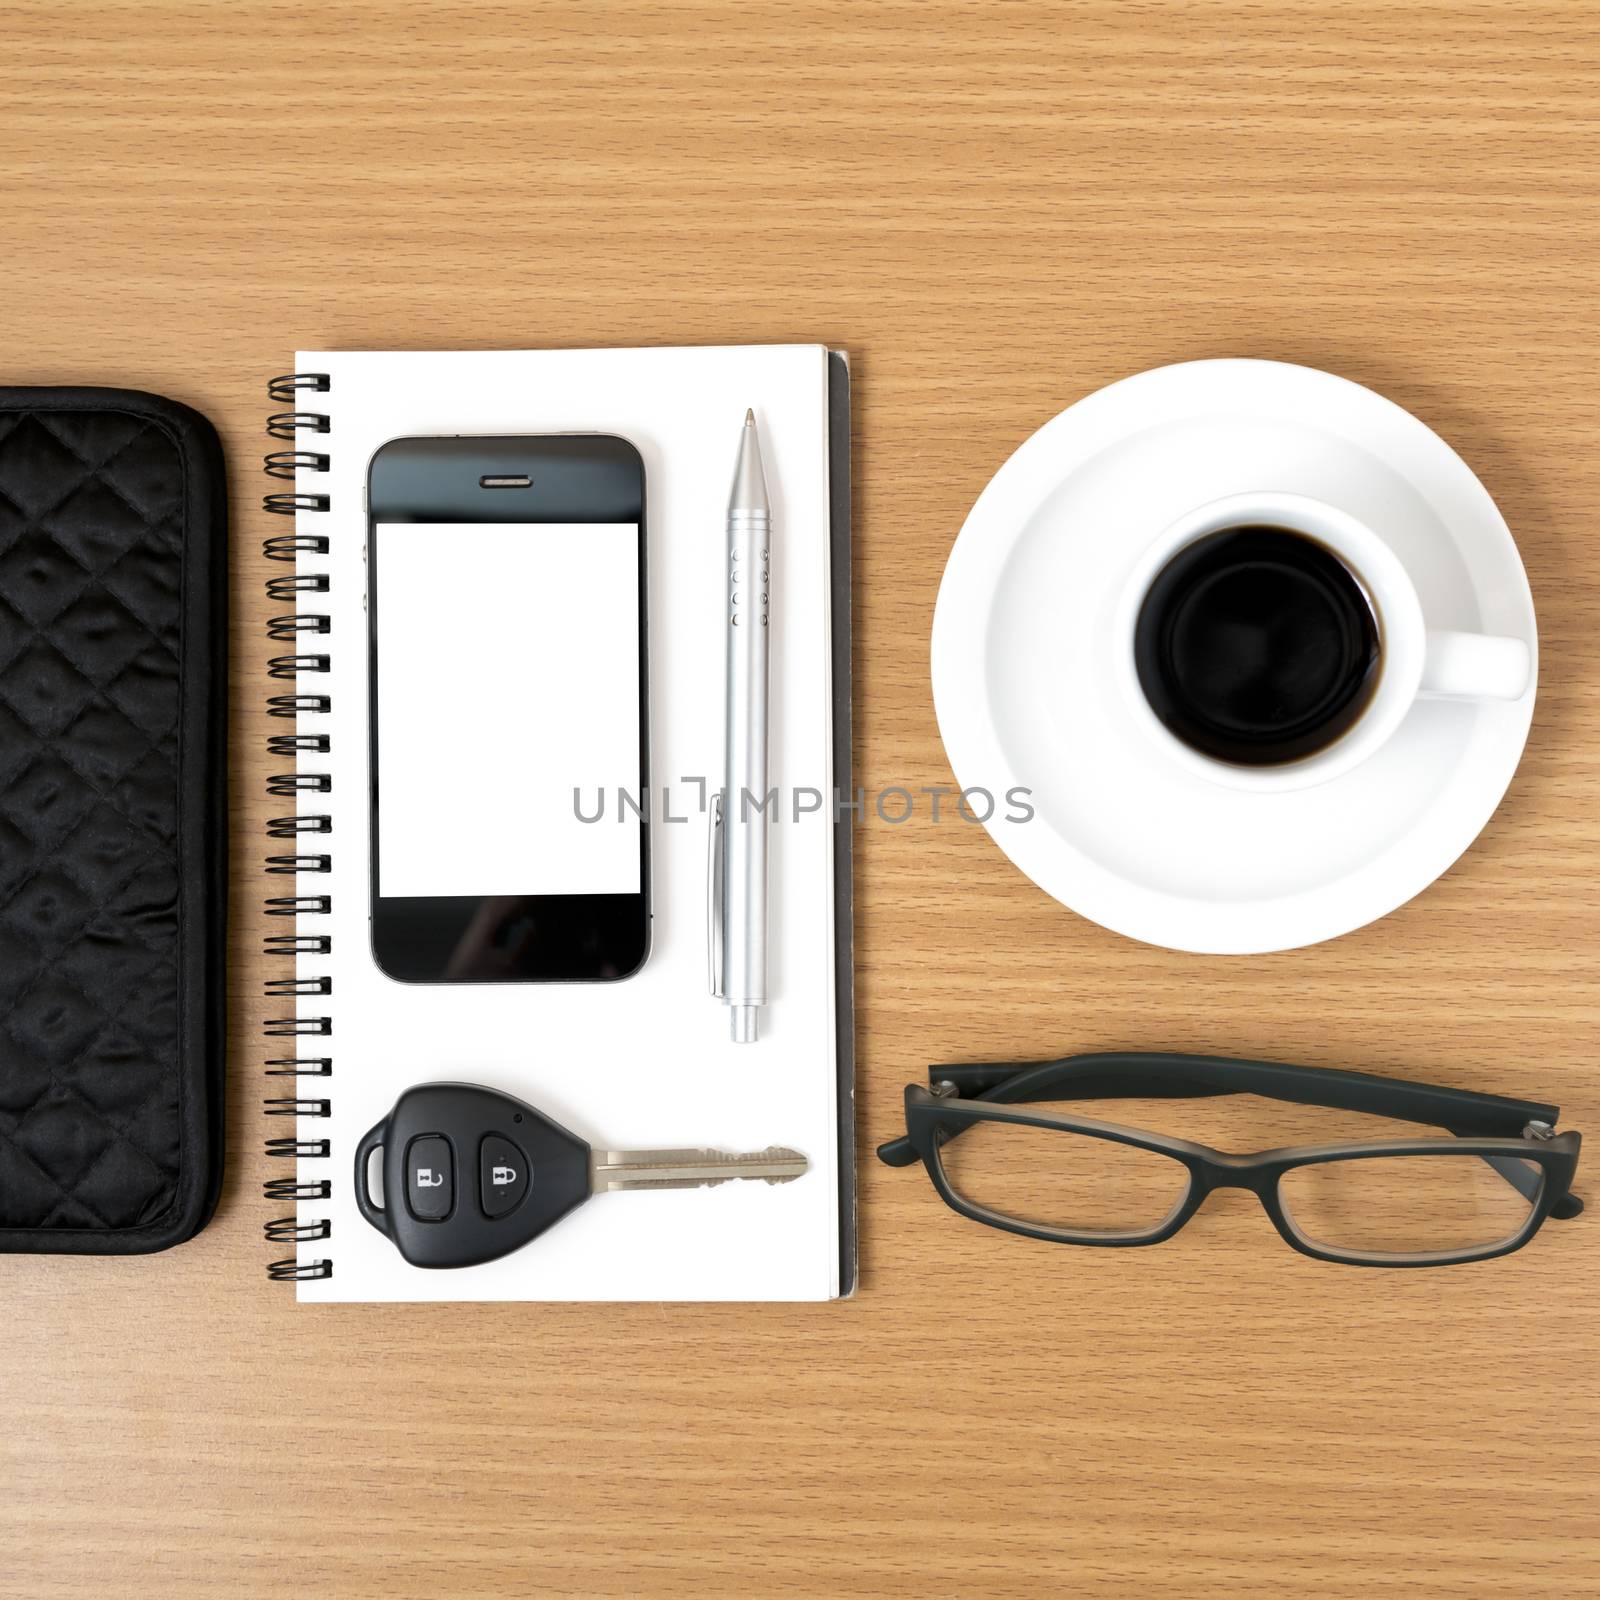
0, 387, 226, 1253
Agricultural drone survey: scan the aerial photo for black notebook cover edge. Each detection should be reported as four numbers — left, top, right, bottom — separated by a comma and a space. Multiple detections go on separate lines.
828, 350, 858, 1297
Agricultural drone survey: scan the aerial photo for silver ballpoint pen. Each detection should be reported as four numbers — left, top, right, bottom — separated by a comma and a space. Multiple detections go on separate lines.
709, 409, 771, 1042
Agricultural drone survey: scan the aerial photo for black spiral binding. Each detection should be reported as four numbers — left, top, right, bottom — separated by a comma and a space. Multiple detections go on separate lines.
262, 374, 334, 1284
268, 412, 330, 440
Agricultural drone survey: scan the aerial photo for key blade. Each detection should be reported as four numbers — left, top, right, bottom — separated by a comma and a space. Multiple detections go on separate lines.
591, 1145, 808, 1193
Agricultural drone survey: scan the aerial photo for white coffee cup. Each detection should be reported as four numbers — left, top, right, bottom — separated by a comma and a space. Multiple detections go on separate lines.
1114, 491, 1532, 793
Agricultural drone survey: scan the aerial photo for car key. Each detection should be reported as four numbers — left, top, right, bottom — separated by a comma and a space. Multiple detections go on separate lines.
355, 1082, 808, 1268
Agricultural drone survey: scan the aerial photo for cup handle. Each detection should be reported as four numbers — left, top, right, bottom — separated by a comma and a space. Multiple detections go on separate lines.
1419, 630, 1532, 701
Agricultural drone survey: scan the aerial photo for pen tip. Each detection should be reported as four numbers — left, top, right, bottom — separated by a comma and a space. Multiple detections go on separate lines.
744, 408, 755, 426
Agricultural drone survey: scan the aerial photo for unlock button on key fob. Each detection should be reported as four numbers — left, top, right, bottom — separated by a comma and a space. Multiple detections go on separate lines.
406, 1136, 453, 1221
480, 1134, 529, 1219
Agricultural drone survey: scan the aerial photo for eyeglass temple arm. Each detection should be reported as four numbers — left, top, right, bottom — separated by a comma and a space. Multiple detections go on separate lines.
881, 1052, 1582, 1217
875, 1056, 1242, 1167
923, 1053, 1562, 1131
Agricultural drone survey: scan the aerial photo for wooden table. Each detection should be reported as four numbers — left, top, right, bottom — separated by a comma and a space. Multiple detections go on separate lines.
3, 3, 1596, 1594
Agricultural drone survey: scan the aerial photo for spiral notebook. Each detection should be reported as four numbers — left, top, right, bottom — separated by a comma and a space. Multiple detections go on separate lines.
261, 347, 854, 1301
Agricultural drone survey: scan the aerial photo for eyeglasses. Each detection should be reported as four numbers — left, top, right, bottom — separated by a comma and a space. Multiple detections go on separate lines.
877, 1052, 1584, 1267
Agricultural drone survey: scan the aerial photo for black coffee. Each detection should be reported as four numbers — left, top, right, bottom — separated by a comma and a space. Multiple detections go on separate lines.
1133, 525, 1381, 766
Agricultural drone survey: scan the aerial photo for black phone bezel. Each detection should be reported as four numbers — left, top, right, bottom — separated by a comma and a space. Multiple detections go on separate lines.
366, 433, 650, 984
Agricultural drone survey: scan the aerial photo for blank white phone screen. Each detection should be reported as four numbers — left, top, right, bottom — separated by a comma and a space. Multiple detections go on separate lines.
374, 522, 641, 898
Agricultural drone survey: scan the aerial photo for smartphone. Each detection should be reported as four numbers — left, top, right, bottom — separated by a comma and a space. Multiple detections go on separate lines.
366, 435, 649, 983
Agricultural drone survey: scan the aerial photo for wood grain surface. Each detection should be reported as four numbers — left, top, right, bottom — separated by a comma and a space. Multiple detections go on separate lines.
2, 2, 1597, 1595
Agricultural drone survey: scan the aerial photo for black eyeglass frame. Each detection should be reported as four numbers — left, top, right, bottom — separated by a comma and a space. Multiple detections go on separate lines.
877, 1052, 1583, 1268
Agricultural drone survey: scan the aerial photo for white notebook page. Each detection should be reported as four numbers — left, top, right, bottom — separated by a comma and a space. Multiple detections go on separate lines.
283, 346, 839, 1300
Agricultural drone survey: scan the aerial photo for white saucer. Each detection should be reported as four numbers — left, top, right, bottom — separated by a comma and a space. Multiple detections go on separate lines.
931, 359, 1538, 954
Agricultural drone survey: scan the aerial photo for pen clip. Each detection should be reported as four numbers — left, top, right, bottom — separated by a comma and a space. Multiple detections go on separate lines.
707, 790, 725, 998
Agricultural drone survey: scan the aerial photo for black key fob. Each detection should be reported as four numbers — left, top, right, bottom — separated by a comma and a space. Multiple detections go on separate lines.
355, 1083, 592, 1268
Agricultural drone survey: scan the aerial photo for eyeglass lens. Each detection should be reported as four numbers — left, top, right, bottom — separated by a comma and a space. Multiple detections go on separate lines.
937, 1120, 1190, 1236
1277, 1153, 1542, 1258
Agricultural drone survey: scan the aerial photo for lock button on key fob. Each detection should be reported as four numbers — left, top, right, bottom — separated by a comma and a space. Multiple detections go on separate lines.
480, 1134, 529, 1219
